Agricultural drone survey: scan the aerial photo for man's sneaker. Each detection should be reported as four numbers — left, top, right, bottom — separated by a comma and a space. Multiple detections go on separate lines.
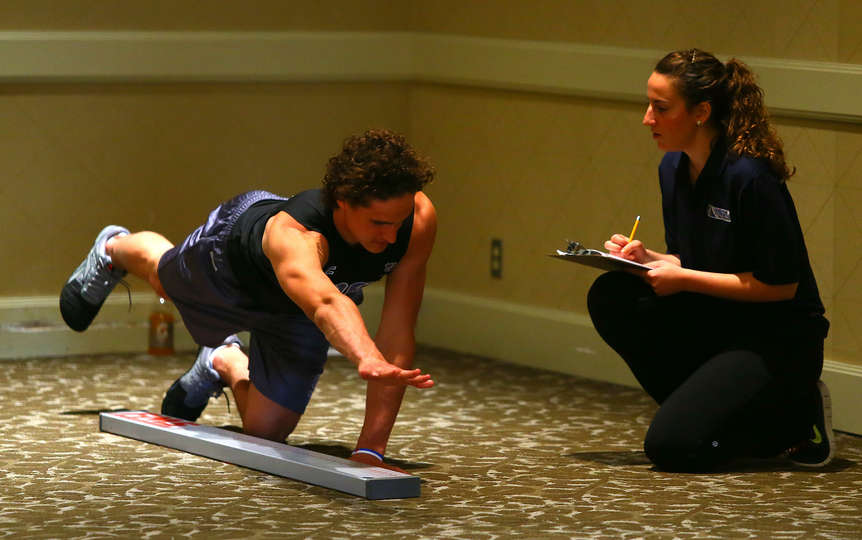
60, 225, 130, 332
787, 380, 835, 467
161, 335, 243, 422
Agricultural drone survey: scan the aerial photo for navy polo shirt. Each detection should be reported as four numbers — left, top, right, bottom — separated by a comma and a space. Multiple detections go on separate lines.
658, 138, 826, 321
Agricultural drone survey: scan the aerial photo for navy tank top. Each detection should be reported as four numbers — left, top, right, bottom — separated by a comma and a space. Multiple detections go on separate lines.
227, 189, 414, 315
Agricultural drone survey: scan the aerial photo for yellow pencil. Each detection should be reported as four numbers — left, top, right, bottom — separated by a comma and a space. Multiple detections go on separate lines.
628, 215, 640, 243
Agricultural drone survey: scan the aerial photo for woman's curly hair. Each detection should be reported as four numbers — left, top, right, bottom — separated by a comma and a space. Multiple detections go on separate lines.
322, 129, 435, 208
655, 48, 795, 181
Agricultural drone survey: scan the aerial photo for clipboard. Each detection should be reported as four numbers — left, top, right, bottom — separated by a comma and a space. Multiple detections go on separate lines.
549, 241, 650, 272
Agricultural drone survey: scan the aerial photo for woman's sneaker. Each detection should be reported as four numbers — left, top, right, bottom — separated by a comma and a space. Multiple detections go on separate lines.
787, 380, 835, 467
161, 335, 243, 422
60, 225, 130, 332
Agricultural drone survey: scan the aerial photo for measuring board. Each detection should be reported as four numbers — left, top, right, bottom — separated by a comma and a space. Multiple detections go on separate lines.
99, 411, 420, 499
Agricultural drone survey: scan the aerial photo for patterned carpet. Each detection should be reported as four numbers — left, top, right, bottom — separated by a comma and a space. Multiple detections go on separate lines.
1, 346, 861, 538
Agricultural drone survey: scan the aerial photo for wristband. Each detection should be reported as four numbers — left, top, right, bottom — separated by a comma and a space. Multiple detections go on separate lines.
351, 448, 384, 461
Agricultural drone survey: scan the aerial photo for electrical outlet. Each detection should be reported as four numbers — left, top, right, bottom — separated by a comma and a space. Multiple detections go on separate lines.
490, 238, 503, 278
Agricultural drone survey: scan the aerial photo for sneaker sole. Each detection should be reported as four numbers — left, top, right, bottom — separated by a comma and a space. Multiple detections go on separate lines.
793, 381, 835, 468
60, 279, 106, 332
161, 378, 207, 422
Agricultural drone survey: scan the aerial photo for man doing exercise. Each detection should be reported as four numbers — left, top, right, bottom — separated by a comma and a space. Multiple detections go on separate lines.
60, 129, 437, 472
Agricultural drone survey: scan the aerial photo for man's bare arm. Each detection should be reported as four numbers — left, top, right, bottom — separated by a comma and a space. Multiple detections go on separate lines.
262, 211, 430, 387
353, 193, 437, 464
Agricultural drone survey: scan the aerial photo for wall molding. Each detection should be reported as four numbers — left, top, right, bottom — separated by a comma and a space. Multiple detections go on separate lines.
0, 31, 859, 123
0, 31, 415, 83
0, 292, 197, 358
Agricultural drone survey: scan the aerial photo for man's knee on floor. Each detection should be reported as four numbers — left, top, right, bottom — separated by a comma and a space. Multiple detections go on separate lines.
241, 385, 303, 443
243, 420, 297, 444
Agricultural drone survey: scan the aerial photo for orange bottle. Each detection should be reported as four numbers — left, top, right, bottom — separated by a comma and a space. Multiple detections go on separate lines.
148, 297, 175, 355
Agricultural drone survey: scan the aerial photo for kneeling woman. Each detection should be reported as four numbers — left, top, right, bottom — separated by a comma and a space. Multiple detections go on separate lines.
588, 49, 832, 472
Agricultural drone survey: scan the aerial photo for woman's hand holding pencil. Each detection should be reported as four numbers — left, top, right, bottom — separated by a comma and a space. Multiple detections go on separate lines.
605, 216, 647, 263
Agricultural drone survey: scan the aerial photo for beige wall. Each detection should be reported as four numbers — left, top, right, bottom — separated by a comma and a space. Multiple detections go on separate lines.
2, 1, 860, 367
0, 1, 412, 295
410, 0, 862, 64
3, 82, 409, 295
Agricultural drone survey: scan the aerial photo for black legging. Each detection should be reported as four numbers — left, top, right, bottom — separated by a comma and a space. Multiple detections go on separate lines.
587, 272, 824, 472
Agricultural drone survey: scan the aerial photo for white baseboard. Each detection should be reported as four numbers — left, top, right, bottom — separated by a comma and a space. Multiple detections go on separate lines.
360, 286, 862, 436
821, 361, 862, 436
4, 291, 860, 436
0, 293, 197, 358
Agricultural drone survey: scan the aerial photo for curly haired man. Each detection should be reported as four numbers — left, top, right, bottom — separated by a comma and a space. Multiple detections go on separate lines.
60, 129, 437, 472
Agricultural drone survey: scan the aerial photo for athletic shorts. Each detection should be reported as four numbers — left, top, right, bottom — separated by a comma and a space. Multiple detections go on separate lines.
157, 190, 330, 415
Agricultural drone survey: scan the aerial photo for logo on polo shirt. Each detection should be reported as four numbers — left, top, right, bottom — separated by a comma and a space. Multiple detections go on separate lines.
324, 265, 336, 276
384, 262, 398, 273
707, 204, 731, 223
